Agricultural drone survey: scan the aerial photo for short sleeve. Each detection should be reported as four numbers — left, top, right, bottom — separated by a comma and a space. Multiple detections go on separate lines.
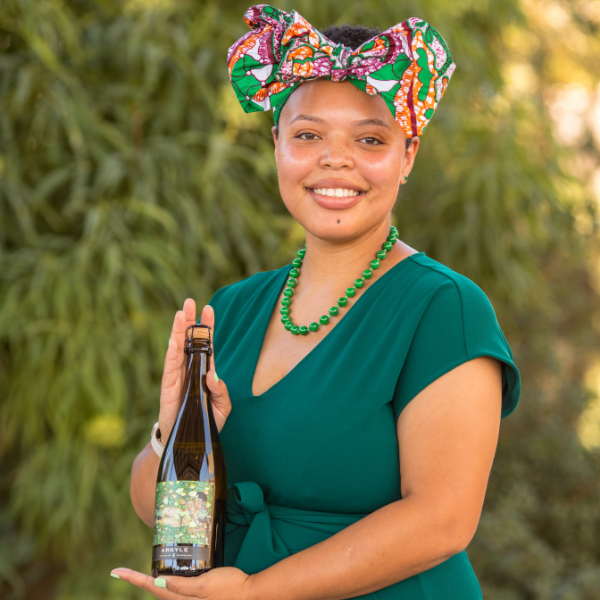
392, 278, 521, 421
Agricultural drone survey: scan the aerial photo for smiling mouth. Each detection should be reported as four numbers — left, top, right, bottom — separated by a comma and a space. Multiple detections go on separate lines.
307, 188, 365, 198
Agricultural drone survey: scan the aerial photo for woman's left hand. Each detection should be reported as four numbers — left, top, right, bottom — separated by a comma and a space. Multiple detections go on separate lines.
110, 567, 254, 600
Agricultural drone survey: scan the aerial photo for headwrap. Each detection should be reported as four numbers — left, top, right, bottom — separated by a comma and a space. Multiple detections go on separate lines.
227, 4, 456, 138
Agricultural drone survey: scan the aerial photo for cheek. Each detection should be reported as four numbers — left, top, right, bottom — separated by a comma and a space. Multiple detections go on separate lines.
279, 145, 316, 173
359, 150, 404, 190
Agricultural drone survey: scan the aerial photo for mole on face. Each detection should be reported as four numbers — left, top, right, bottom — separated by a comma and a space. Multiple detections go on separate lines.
337, 219, 340, 224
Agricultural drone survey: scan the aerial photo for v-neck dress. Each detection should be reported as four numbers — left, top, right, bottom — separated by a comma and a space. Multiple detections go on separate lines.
203, 251, 521, 600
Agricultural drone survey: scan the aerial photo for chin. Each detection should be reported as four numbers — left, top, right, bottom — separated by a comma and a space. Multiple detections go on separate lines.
299, 218, 379, 243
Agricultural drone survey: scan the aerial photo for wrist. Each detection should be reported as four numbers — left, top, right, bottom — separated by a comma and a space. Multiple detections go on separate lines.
158, 412, 174, 440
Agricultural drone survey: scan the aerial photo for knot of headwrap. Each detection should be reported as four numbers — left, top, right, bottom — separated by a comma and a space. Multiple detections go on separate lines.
227, 4, 456, 137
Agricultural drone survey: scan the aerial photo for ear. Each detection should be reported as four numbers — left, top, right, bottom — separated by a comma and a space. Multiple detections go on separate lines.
403, 137, 420, 177
272, 126, 278, 159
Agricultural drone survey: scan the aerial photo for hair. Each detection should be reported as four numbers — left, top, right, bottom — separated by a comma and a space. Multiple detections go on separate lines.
274, 24, 413, 150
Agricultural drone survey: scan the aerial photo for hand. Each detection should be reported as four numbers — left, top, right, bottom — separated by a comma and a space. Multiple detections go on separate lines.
159, 300, 232, 439
110, 567, 254, 600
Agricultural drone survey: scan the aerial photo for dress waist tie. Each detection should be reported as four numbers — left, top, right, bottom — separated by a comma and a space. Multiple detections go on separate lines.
225, 482, 482, 600
225, 481, 370, 574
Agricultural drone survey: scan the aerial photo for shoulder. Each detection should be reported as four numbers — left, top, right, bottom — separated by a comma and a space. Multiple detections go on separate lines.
394, 253, 521, 419
404, 253, 498, 321
402, 253, 507, 359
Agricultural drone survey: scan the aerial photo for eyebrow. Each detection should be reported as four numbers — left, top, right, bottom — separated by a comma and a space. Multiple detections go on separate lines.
289, 115, 392, 130
289, 114, 325, 125
354, 118, 392, 130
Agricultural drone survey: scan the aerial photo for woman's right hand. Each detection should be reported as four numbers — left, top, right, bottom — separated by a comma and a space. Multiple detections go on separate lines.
158, 299, 232, 440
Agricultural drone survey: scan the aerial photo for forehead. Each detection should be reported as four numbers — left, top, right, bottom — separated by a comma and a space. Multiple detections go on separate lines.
279, 79, 399, 130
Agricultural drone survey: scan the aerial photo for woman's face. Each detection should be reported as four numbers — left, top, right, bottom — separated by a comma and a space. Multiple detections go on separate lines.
272, 78, 419, 242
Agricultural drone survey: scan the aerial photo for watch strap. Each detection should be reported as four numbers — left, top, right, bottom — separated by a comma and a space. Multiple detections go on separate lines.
151, 421, 164, 458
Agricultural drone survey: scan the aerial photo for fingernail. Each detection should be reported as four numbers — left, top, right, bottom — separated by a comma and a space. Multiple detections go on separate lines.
110, 573, 120, 579
168, 338, 173, 347
213, 370, 219, 382
154, 578, 167, 588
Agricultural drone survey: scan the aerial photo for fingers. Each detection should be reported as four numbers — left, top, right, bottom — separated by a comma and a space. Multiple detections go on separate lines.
159, 574, 210, 597
159, 299, 196, 437
200, 304, 215, 350
199, 305, 231, 433
163, 298, 197, 396
169, 298, 196, 358
183, 297, 197, 330
205, 368, 229, 409
161, 337, 180, 393
110, 569, 184, 600
200, 304, 216, 368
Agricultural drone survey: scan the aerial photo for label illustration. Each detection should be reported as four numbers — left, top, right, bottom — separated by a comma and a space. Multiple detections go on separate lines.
153, 481, 214, 545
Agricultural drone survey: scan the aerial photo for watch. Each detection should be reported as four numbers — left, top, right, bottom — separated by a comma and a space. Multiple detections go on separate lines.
151, 421, 164, 458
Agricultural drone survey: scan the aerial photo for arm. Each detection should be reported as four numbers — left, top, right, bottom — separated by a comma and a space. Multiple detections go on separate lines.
245, 356, 502, 600
129, 300, 232, 527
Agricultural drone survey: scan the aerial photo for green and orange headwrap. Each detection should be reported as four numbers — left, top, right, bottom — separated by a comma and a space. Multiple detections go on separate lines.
227, 4, 456, 137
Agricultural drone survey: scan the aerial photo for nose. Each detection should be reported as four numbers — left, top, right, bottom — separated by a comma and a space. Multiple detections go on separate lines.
318, 136, 354, 170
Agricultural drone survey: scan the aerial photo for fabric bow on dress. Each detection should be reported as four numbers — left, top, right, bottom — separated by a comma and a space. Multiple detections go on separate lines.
227, 4, 456, 137
226, 482, 370, 574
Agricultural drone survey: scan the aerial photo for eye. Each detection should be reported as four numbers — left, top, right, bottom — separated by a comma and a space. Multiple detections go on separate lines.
296, 132, 320, 141
359, 137, 383, 146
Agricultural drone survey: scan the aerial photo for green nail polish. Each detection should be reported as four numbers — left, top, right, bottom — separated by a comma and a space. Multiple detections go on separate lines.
213, 370, 219, 382
110, 573, 120, 579
154, 578, 167, 588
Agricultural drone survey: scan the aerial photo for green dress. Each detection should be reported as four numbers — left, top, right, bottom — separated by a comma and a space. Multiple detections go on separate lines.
205, 251, 521, 600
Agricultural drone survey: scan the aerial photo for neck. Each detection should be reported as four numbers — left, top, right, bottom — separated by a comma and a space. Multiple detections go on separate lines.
298, 221, 395, 291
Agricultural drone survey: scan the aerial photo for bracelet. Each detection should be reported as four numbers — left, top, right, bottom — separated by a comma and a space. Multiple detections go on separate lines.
151, 421, 164, 458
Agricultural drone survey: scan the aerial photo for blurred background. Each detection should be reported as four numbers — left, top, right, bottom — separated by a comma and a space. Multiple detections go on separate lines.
1, 0, 600, 598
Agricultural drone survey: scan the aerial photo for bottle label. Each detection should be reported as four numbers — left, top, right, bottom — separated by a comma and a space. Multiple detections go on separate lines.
153, 481, 215, 545
152, 546, 209, 562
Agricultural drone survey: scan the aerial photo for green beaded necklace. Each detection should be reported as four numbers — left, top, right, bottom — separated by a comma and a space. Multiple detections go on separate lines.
281, 226, 399, 335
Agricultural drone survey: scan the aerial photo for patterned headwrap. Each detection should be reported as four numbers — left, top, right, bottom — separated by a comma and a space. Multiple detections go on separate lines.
227, 4, 456, 138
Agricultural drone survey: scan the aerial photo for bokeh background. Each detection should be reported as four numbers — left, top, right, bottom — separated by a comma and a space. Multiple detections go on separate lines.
2, 0, 600, 598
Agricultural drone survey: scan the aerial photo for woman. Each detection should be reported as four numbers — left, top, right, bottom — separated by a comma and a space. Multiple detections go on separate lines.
112, 5, 521, 599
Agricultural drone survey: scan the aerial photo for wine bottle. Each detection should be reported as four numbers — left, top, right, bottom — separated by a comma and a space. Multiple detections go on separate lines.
152, 324, 227, 577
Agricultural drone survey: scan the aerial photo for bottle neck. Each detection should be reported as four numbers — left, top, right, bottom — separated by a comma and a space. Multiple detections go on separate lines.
185, 339, 212, 355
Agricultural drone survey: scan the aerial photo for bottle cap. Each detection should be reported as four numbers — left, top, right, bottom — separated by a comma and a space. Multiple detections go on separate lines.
186, 324, 212, 342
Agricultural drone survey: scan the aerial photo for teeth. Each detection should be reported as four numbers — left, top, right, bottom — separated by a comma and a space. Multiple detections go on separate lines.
313, 188, 360, 197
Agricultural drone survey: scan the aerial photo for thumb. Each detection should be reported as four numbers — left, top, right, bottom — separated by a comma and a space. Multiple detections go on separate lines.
206, 368, 232, 429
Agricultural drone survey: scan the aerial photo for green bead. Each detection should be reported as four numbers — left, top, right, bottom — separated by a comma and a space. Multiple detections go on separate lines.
309, 322, 320, 332
370, 259, 380, 269
286, 278, 297, 288
284, 288, 294, 297
346, 287, 356, 298
337, 297, 348, 307
387, 234, 397, 242
363, 269, 373, 279
299, 326, 309, 336
383, 241, 393, 251
297, 248, 306, 258
289, 268, 299, 278
376, 250, 387, 260
319, 315, 330, 325
284, 320, 294, 331
354, 278, 365, 288
281, 315, 290, 323
292, 258, 303, 268
291, 325, 300, 335
390, 226, 398, 234
280, 306, 290, 315
281, 297, 291, 306
329, 306, 339, 316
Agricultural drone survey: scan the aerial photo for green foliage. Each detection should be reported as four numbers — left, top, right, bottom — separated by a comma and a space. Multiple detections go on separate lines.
1, 1, 599, 599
